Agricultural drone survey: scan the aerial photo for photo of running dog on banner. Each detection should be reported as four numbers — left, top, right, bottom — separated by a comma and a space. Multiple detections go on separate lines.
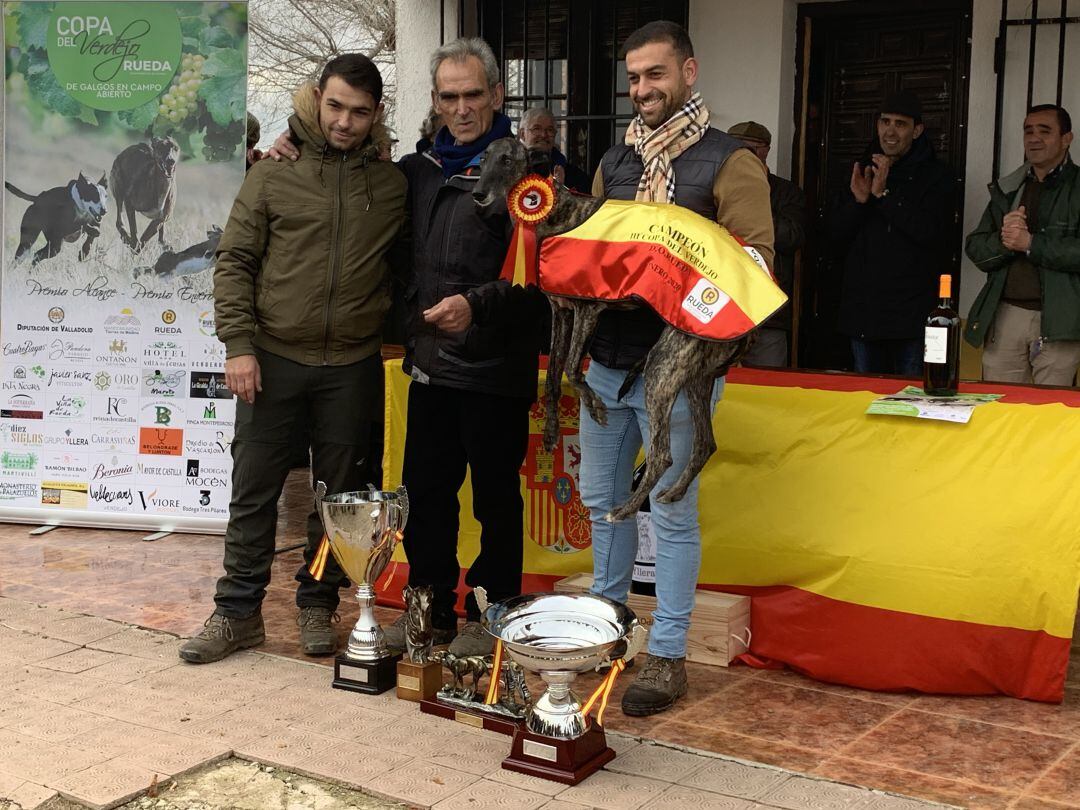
473, 138, 786, 520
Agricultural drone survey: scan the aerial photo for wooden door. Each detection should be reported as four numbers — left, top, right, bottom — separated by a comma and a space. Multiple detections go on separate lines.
793, 0, 971, 371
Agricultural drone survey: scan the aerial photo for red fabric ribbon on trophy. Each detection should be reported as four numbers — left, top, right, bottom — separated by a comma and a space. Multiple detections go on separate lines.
500, 174, 556, 287
537, 199, 786, 340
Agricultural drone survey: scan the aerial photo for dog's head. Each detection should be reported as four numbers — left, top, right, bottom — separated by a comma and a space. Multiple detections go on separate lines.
473, 137, 552, 214
73, 172, 109, 221
151, 137, 180, 178
204, 225, 223, 253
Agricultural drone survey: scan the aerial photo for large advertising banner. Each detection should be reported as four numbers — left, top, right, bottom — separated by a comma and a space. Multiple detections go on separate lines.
1, 1, 247, 531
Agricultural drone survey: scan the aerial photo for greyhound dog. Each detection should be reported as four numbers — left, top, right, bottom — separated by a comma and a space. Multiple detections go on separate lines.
473, 138, 754, 522
110, 136, 179, 252
133, 226, 222, 280
6, 173, 108, 266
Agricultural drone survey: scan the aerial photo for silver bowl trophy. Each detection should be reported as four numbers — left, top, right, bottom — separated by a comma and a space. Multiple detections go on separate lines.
478, 589, 645, 785
313, 481, 408, 694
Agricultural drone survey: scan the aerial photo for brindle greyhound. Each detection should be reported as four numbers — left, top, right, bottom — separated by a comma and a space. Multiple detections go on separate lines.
110, 137, 179, 252
473, 138, 753, 522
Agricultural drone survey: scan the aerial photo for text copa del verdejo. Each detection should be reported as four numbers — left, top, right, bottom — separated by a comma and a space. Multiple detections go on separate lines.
54, 15, 173, 84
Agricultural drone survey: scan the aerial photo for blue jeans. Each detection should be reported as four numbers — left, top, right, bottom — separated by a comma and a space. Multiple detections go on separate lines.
850, 337, 923, 377
578, 361, 724, 658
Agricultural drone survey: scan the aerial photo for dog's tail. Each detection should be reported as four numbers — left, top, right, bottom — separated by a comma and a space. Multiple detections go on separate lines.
4, 182, 37, 202
616, 357, 647, 401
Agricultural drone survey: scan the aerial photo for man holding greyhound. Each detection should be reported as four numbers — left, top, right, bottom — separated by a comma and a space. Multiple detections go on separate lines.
180, 54, 407, 663
583, 21, 774, 716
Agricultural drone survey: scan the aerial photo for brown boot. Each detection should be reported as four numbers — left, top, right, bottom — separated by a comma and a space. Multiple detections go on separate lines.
179, 611, 264, 664
297, 606, 339, 656
620, 654, 688, 716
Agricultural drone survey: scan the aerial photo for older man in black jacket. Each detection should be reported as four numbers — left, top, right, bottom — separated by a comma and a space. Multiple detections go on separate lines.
831, 92, 956, 375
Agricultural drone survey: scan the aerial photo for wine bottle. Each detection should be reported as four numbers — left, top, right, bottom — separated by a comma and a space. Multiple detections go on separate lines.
923, 274, 960, 396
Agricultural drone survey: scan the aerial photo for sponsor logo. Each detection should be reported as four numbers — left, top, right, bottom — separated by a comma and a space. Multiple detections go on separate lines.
156, 310, 180, 333
93, 370, 139, 392
0, 451, 38, 474
103, 309, 141, 336
48, 307, 65, 324
139, 459, 185, 477
43, 451, 89, 478
184, 458, 229, 488
190, 341, 225, 371
184, 429, 232, 455
90, 427, 138, 452
2, 364, 46, 393
91, 395, 137, 425
143, 340, 186, 369
681, 278, 730, 325
198, 311, 216, 337
3, 340, 49, 359
47, 368, 93, 391
88, 482, 134, 511
139, 427, 184, 456
141, 368, 186, 398
43, 426, 91, 448
95, 337, 139, 367
48, 338, 92, 362
40, 480, 89, 508
0, 423, 44, 446
48, 394, 88, 420
161, 310, 176, 325
180, 485, 227, 516
188, 371, 231, 400
2, 392, 44, 419
187, 397, 233, 428
137, 487, 182, 513
16, 323, 50, 334
90, 455, 135, 480
0, 481, 38, 500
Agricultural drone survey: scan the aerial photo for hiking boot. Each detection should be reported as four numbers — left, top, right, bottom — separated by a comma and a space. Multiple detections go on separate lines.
620, 654, 688, 716
179, 611, 264, 664
448, 621, 495, 657
382, 612, 457, 655
297, 607, 339, 656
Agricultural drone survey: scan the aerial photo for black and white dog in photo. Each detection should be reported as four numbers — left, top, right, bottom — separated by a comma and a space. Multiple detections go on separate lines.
111, 136, 179, 252
5, 172, 108, 266
134, 225, 222, 280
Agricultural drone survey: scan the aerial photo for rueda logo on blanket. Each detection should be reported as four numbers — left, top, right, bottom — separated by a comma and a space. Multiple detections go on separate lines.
681, 278, 730, 325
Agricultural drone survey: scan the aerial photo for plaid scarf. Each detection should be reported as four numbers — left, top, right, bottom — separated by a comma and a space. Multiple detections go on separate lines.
625, 91, 710, 203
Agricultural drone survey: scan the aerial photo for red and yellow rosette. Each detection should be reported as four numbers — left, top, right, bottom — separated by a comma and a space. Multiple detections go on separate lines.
500, 174, 556, 287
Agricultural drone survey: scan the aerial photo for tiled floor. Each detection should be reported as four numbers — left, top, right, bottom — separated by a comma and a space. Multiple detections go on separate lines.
0, 470, 1077, 809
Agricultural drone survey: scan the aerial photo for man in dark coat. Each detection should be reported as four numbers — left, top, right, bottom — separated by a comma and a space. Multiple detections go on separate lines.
728, 121, 806, 367
831, 91, 956, 375
518, 105, 591, 194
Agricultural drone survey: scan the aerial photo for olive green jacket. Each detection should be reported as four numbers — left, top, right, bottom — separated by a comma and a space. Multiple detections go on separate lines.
214, 99, 407, 365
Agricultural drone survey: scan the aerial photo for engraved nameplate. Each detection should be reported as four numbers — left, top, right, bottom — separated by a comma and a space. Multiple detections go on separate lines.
397, 674, 420, 691
454, 711, 483, 728
523, 738, 558, 763
339, 662, 370, 683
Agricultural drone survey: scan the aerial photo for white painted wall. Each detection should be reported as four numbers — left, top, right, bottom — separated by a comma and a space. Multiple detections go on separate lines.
394, 0, 457, 158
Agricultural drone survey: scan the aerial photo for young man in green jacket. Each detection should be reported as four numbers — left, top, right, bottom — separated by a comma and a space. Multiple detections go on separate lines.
965, 104, 1080, 385
179, 54, 407, 664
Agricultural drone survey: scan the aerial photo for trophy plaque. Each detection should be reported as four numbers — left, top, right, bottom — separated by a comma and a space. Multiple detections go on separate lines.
481, 591, 644, 785
396, 585, 443, 702
313, 482, 408, 694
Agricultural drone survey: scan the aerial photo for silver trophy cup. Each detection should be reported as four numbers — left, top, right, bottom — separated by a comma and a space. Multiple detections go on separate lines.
314, 482, 408, 692
480, 591, 645, 739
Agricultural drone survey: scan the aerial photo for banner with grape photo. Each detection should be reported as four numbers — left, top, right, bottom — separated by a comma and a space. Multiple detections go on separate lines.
1, 2, 247, 532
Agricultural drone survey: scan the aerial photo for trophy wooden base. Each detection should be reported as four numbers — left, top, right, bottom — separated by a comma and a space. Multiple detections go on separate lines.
420, 697, 522, 736
502, 723, 615, 785
396, 660, 442, 702
333, 652, 401, 694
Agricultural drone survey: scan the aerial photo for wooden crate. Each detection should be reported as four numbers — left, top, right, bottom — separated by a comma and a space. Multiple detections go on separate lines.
554, 573, 750, 667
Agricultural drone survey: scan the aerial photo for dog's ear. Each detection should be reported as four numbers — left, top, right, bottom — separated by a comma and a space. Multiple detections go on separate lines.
526, 147, 553, 178
78, 172, 88, 184
98, 172, 107, 188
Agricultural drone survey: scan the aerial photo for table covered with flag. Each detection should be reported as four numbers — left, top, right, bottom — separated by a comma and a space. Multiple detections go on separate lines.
379, 362, 1080, 703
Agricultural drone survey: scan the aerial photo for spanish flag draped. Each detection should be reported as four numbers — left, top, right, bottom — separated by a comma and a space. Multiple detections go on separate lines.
537, 199, 787, 340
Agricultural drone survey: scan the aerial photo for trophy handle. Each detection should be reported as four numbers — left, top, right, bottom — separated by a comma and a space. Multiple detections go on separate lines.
314, 480, 327, 500
474, 586, 489, 615
623, 623, 647, 662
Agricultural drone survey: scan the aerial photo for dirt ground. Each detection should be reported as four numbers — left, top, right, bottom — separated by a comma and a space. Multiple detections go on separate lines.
3, 759, 408, 810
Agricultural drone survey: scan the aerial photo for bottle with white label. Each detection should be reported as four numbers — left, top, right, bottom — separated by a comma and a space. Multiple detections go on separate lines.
923, 274, 960, 396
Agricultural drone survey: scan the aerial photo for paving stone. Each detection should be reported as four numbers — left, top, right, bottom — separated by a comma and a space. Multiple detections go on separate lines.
294, 739, 414, 788
369, 759, 481, 806
51, 758, 166, 810
34, 646, 118, 673
433, 777, 549, 809
605, 742, 709, 783
760, 775, 880, 809
6, 780, 58, 810
650, 784, 759, 808
558, 769, 671, 809
680, 758, 792, 799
